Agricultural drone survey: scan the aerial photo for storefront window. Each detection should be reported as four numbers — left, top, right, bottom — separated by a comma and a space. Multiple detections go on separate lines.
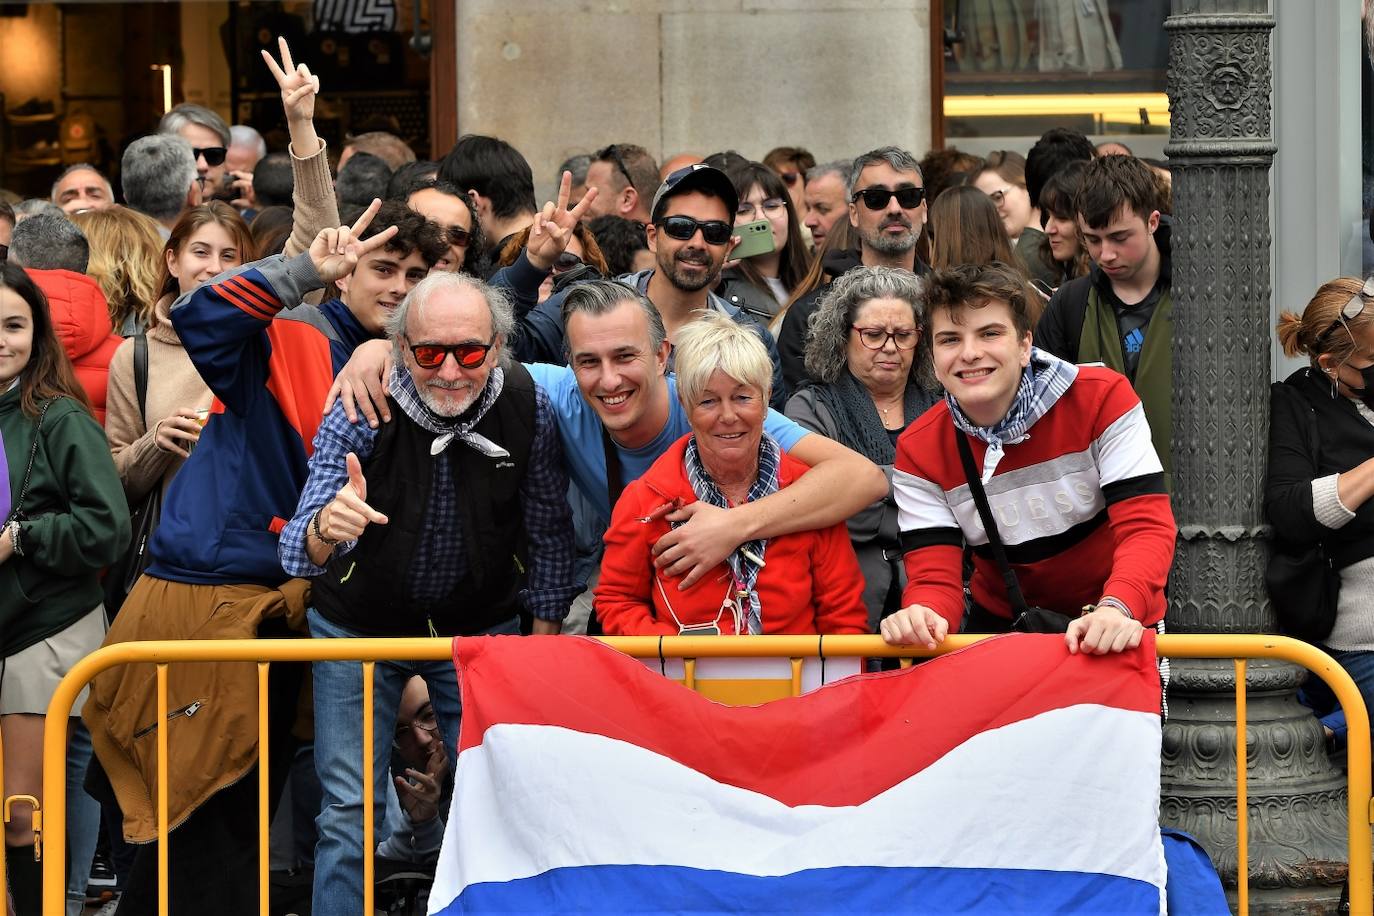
942, 0, 1170, 143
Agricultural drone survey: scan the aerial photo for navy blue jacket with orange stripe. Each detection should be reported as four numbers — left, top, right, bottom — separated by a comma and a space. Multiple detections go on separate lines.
150, 249, 547, 586
147, 253, 361, 585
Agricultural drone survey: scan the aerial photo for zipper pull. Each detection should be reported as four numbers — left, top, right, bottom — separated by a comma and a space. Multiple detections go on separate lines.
183, 701, 202, 717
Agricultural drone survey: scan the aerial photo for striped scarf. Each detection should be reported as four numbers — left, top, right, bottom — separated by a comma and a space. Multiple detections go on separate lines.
681, 434, 782, 634
946, 347, 1078, 481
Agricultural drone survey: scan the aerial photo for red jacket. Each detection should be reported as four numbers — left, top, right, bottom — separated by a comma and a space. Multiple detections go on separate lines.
596, 435, 868, 636
28, 269, 121, 426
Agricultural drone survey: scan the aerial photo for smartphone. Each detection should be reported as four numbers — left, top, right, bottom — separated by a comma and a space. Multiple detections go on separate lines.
731, 219, 776, 260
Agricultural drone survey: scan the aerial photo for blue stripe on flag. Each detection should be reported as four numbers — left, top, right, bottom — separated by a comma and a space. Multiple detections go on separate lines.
434, 863, 1159, 914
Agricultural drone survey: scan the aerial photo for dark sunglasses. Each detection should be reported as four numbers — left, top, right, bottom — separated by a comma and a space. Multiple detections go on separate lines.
656, 215, 733, 246
852, 186, 926, 211
597, 144, 636, 191
192, 146, 228, 167
779, 171, 801, 186
0, 243, 7, 263
552, 251, 583, 274
445, 225, 471, 247
409, 339, 495, 369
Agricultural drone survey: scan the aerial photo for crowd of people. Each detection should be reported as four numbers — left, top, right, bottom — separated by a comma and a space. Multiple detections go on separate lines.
0, 31, 1363, 916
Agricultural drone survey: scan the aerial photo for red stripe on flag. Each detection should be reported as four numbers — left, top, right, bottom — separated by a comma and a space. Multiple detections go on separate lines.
452, 632, 1160, 808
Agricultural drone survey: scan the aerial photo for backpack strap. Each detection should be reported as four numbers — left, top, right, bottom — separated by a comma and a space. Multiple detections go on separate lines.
134, 331, 149, 425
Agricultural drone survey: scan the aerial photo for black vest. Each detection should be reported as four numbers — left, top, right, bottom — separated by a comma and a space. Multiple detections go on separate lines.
311, 363, 538, 636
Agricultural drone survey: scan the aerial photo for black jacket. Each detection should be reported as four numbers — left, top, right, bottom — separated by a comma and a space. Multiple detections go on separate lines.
715, 267, 783, 326
1264, 368, 1374, 567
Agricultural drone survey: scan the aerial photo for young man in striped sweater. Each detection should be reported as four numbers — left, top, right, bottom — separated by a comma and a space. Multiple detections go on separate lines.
882, 262, 1175, 654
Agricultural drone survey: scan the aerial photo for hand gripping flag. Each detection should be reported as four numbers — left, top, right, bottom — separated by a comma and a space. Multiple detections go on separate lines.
430, 633, 1167, 914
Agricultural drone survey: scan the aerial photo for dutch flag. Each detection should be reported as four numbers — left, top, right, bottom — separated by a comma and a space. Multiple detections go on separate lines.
429, 633, 1168, 914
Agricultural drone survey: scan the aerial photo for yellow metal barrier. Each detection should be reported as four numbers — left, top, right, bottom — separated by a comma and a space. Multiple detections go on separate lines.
17, 633, 1374, 915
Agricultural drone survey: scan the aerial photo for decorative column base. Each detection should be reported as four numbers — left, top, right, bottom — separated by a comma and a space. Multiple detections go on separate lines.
1161, 659, 1350, 913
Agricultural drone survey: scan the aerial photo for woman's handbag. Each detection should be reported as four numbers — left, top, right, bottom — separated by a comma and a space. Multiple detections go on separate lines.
956, 432, 1074, 633
1264, 397, 1340, 641
103, 333, 161, 616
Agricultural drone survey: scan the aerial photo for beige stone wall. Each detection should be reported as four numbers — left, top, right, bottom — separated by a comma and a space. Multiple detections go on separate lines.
455, 0, 932, 199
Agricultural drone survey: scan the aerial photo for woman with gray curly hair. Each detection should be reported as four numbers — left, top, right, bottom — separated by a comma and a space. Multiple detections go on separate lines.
785, 266, 941, 630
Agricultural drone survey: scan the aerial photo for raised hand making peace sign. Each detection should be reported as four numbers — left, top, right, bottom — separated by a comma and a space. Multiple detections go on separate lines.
525, 170, 599, 273
309, 199, 399, 284
261, 36, 320, 126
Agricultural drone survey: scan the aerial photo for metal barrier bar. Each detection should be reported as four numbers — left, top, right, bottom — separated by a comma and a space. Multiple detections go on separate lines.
1235, 658, 1249, 916
1, 716, 7, 904
362, 660, 376, 916
156, 662, 168, 916
33, 634, 1374, 915
257, 662, 271, 916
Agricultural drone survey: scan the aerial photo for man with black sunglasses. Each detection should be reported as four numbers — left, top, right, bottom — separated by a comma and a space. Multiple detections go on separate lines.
585, 143, 658, 225
777, 146, 931, 391
159, 102, 233, 197
515, 163, 790, 411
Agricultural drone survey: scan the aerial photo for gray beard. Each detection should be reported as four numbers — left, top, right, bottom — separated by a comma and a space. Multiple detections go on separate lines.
862, 225, 918, 256
418, 381, 478, 418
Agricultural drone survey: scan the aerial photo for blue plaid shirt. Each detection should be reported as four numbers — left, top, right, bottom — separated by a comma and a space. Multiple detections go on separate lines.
279, 381, 578, 622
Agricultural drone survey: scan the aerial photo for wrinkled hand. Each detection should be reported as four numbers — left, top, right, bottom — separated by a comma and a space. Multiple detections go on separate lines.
651, 502, 741, 589
310, 199, 397, 285
318, 452, 389, 542
880, 604, 949, 650
154, 408, 204, 457
1066, 607, 1143, 655
395, 741, 447, 824
525, 171, 598, 272
324, 338, 393, 427
261, 36, 319, 124
228, 170, 255, 211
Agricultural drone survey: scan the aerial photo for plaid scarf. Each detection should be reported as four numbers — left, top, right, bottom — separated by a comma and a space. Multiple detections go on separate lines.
681, 434, 782, 634
946, 347, 1078, 481
389, 364, 508, 457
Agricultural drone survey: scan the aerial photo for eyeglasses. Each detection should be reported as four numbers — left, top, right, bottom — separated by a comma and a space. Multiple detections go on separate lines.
852, 186, 926, 211
736, 198, 787, 219
409, 339, 496, 369
779, 171, 801, 186
597, 144, 636, 191
393, 707, 440, 746
444, 225, 471, 247
192, 146, 227, 167
1324, 277, 1374, 344
552, 251, 583, 274
984, 186, 1016, 206
656, 215, 733, 246
852, 325, 918, 350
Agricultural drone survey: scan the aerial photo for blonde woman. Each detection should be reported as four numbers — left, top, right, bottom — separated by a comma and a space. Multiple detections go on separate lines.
73, 205, 165, 335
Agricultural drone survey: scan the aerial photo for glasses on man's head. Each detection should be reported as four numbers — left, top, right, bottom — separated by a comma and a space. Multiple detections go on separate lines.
192, 146, 228, 167
1325, 277, 1374, 345
852, 325, 918, 350
656, 215, 733, 246
597, 144, 636, 191
409, 339, 495, 369
779, 171, 801, 186
852, 186, 926, 211
736, 198, 787, 220
552, 251, 584, 274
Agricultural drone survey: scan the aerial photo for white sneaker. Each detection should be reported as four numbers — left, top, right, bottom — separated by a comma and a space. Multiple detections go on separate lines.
93, 896, 121, 916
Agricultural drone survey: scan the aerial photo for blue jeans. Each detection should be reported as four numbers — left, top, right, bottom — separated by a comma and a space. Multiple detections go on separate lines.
307, 609, 519, 916
1304, 647, 1374, 746
65, 720, 100, 913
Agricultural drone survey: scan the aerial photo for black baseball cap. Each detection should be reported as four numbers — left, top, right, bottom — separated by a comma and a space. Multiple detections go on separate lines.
649, 164, 738, 224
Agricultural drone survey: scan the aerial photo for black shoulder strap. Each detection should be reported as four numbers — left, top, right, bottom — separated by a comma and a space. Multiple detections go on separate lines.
602, 425, 624, 512
955, 431, 1030, 617
134, 332, 149, 425
7, 399, 54, 524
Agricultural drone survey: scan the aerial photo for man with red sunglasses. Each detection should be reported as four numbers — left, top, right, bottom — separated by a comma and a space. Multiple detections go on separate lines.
277, 268, 575, 914
777, 146, 932, 392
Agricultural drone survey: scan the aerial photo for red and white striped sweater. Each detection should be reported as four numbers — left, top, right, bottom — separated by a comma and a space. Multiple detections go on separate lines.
893, 366, 1175, 632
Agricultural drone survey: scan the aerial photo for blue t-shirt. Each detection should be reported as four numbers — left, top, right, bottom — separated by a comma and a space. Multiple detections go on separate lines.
526, 363, 808, 525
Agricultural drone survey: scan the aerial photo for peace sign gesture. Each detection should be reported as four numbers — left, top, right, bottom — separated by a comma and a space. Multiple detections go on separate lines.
261, 36, 320, 125
309, 199, 398, 284
526, 171, 599, 272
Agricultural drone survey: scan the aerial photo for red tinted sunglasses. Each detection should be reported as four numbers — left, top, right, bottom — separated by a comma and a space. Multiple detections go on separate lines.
410, 340, 494, 369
